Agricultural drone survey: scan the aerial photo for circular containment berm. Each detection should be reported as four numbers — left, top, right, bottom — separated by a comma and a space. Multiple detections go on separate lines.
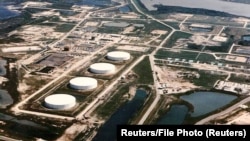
44, 94, 76, 110
89, 63, 116, 74
106, 51, 130, 61
69, 77, 98, 90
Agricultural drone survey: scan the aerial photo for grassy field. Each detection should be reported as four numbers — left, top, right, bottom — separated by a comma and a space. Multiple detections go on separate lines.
191, 70, 227, 89
186, 15, 244, 27
54, 24, 75, 32
228, 73, 250, 84
164, 21, 180, 30
204, 38, 234, 53
247, 22, 250, 28
133, 56, 154, 85
163, 31, 192, 48
95, 83, 131, 119
196, 53, 216, 63
155, 49, 198, 60
96, 27, 123, 34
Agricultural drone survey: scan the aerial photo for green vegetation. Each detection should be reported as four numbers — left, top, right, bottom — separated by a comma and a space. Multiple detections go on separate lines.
144, 21, 172, 34
196, 53, 216, 63
247, 23, 250, 28
95, 84, 130, 119
155, 49, 198, 60
133, 56, 154, 85
0, 11, 32, 34
190, 71, 227, 89
56, 10, 80, 17
90, 18, 172, 40
187, 43, 203, 51
49, 16, 61, 22
27, 16, 51, 25
163, 31, 192, 48
37, 22, 57, 26
205, 38, 234, 53
186, 15, 244, 27
25, 8, 48, 14
47, 3, 73, 9
228, 74, 250, 84
164, 21, 180, 30
54, 24, 75, 32
0, 35, 24, 44
97, 27, 123, 34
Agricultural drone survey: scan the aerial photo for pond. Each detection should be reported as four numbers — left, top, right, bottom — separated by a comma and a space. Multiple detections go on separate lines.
93, 89, 147, 141
180, 91, 237, 117
119, 5, 131, 13
0, 89, 13, 109
157, 105, 188, 125
156, 91, 237, 124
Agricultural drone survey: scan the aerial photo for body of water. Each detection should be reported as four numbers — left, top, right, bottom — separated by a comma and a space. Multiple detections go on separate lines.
119, 5, 131, 13
93, 89, 147, 141
76, 0, 112, 7
0, 59, 7, 76
0, 113, 58, 140
156, 91, 237, 124
140, 0, 250, 17
180, 91, 237, 117
0, 6, 20, 20
0, 89, 13, 109
157, 105, 188, 125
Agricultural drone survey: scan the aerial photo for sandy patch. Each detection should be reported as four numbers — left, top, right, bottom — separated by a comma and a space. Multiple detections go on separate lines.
154, 65, 200, 94
212, 36, 228, 42
56, 123, 87, 141
117, 45, 149, 52
0, 77, 8, 84
84, 22, 99, 27
189, 35, 220, 46
10, 25, 64, 42
225, 55, 247, 63
227, 111, 250, 125
151, 30, 168, 35
122, 26, 135, 34
17, 82, 30, 94
32, 10, 59, 17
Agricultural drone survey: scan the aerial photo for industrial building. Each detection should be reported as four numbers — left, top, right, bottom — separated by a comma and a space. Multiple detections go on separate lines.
44, 94, 76, 110
89, 63, 116, 74
69, 77, 98, 90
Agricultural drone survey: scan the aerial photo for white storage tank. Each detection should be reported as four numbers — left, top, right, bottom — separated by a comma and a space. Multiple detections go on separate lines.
69, 77, 97, 90
44, 94, 76, 110
89, 63, 116, 74
106, 51, 130, 61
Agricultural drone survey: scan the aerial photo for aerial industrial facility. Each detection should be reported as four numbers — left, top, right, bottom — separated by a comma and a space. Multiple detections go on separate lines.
106, 51, 131, 61
69, 77, 98, 90
2, 0, 250, 140
89, 63, 116, 74
44, 94, 76, 110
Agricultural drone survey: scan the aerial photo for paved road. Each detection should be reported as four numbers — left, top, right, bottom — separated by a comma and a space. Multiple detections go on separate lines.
131, 0, 176, 124
195, 96, 250, 125
138, 55, 159, 124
